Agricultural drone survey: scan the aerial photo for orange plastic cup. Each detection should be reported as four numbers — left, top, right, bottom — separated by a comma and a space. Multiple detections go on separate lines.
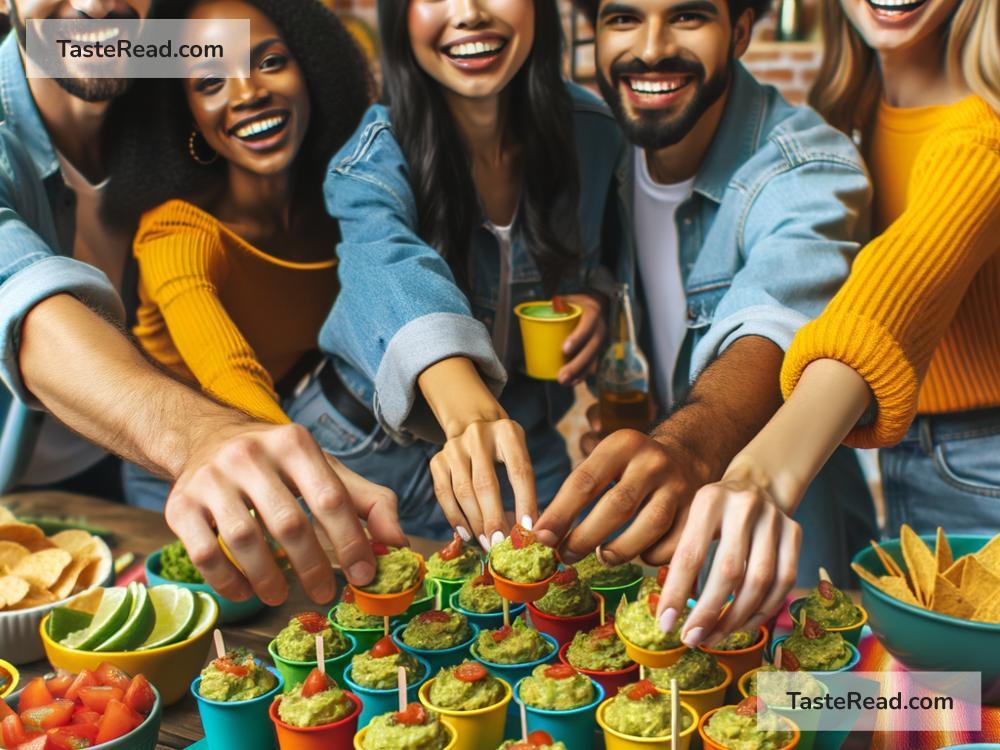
269, 691, 361, 750
487, 560, 557, 603
698, 706, 800, 750
614, 621, 687, 668
698, 626, 768, 692
417, 677, 512, 750
354, 718, 457, 750
350, 557, 426, 617
654, 662, 731, 720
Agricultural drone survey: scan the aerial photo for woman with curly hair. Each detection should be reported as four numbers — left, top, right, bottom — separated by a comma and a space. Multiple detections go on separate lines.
102, 0, 372, 508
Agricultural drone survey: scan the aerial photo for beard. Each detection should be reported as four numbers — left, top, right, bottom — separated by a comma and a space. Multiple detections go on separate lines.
597, 53, 732, 151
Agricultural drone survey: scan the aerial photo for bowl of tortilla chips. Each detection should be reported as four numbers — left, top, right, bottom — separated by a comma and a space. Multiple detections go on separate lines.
851, 526, 1000, 703
0, 506, 114, 665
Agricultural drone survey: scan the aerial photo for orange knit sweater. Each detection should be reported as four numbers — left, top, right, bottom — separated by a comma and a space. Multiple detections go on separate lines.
133, 200, 338, 424
781, 96, 1000, 448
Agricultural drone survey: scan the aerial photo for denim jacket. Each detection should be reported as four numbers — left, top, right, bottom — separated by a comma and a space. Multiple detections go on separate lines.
618, 63, 872, 405
321, 82, 625, 444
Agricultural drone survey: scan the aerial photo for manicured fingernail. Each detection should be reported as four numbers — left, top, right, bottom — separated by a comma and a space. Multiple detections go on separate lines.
659, 607, 678, 633
348, 561, 374, 586
520, 516, 533, 530
479, 534, 491, 551
682, 626, 705, 648
491, 530, 505, 548
456, 526, 472, 542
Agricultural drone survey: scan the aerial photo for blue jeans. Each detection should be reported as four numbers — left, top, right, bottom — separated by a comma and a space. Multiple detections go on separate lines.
880, 407, 1000, 536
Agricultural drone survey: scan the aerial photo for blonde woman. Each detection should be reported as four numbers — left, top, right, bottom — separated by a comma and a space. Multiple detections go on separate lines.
653, 0, 1000, 647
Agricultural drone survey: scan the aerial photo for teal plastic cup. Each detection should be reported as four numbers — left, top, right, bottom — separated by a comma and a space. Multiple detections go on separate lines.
448, 590, 527, 630
769, 635, 860, 673
515, 676, 604, 748
470, 633, 559, 685
392, 622, 479, 674
192, 666, 283, 750
343, 655, 432, 726
267, 632, 357, 692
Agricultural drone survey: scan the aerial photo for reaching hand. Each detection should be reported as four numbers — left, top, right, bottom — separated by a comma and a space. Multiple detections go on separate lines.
557, 294, 607, 387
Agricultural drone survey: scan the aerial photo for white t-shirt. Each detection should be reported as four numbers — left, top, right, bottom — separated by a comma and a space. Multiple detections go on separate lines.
632, 147, 694, 409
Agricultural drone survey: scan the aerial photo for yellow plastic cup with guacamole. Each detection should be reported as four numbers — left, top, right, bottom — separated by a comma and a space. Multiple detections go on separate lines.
417, 676, 511, 750
515, 300, 582, 381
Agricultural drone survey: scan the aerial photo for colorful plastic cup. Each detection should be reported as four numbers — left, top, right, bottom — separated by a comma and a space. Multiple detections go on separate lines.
192, 667, 283, 750
787, 598, 868, 647
615, 621, 687, 669
698, 626, 768, 700
418, 677, 512, 750
768, 636, 860, 674
527, 593, 604, 646
470, 632, 559, 684
597, 696, 698, 749
698, 705, 800, 750
354, 718, 457, 750
267, 632, 357, 692
0, 659, 19, 699
398, 579, 442, 623
515, 675, 605, 748
343, 656, 432, 727
654, 662, 731, 720
557, 641, 639, 697
592, 575, 645, 612
269, 690, 361, 750
392, 622, 479, 674
350, 557, 427, 617
488, 561, 557, 603
514, 300, 583, 380
327, 605, 387, 652
146, 549, 265, 624
737, 667, 829, 750
448, 590, 527, 630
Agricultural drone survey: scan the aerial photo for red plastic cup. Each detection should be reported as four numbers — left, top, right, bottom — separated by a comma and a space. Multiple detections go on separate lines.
270, 691, 362, 750
527, 593, 605, 646
557, 641, 639, 697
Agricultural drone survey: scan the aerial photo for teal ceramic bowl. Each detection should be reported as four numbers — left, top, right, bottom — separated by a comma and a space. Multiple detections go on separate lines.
192, 666, 282, 750
852, 534, 1000, 703
267, 631, 357, 691
343, 655, 432, 726
146, 549, 266, 624
7, 681, 162, 750
448, 590, 527, 630
397, 579, 442, 623
769, 635, 860, 673
392, 622, 480, 674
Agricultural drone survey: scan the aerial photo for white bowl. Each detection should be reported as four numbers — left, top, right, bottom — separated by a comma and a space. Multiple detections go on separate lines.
0, 536, 114, 665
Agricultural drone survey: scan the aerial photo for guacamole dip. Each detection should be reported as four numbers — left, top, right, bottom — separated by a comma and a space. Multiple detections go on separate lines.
428, 537, 482, 580
362, 546, 422, 594
637, 575, 659, 600
518, 663, 594, 710
334, 600, 383, 629
802, 580, 862, 628
457, 573, 503, 613
533, 568, 596, 617
783, 618, 852, 671
565, 623, 634, 672
351, 637, 423, 690
428, 661, 506, 710
649, 649, 726, 691
475, 618, 553, 664
490, 526, 557, 583
362, 703, 450, 750
160, 540, 204, 584
715, 630, 757, 651
603, 680, 693, 738
198, 648, 277, 702
402, 610, 472, 650
277, 671, 354, 728
274, 612, 350, 662
573, 552, 642, 588
704, 700, 792, 750
749, 666, 824, 708
618, 597, 688, 651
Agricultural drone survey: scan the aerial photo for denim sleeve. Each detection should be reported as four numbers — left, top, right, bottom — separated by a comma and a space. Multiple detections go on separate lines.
691, 158, 871, 377
320, 130, 506, 442
0, 130, 123, 405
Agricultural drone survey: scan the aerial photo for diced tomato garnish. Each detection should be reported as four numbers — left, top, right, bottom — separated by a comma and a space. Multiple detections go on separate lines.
551, 296, 569, 314
415, 610, 450, 624
543, 664, 576, 680
371, 542, 390, 556
64, 672, 97, 703
657, 566, 669, 587
78, 686, 124, 714
528, 730, 555, 745
2, 714, 38, 748
802, 617, 825, 640
453, 663, 487, 683
438, 535, 464, 562
295, 611, 328, 634
301, 669, 332, 698
647, 592, 659, 616
20, 700, 74, 733
370, 636, 399, 659
94, 664, 131, 692
45, 672, 74, 700
780, 650, 801, 672
626, 680, 659, 701
510, 525, 534, 550
736, 696, 767, 716
590, 623, 616, 641
70, 710, 101, 727
0, 699, 15, 720
394, 702, 426, 726
491, 625, 513, 643
94, 701, 138, 744
47, 723, 99, 749
123, 675, 155, 717
18, 679, 53, 711
472, 571, 494, 587
817, 580, 835, 601
342, 587, 355, 603
551, 568, 578, 586
14, 735, 48, 750
211, 658, 250, 678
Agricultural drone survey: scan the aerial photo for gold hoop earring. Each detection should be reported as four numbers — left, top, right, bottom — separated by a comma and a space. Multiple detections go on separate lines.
188, 129, 218, 166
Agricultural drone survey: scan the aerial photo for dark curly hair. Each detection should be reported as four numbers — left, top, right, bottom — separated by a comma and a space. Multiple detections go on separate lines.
102, 0, 372, 230
572, 0, 774, 27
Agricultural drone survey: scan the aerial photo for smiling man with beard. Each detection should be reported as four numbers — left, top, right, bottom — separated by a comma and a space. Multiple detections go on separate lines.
535, 0, 878, 647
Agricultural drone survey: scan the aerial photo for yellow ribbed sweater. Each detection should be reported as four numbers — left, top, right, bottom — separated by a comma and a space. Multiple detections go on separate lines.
133, 200, 338, 424
781, 96, 1000, 448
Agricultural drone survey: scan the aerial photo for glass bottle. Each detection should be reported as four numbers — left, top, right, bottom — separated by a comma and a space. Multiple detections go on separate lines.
597, 283, 652, 434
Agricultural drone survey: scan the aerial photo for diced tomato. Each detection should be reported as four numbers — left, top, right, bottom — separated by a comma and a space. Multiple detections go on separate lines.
527, 730, 555, 745
471, 571, 494, 587
736, 696, 767, 716
626, 680, 658, 701
369, 636, 399, 659
64, 672, 97, 703
590, 623, 616, 641
415, 610, 450, 624
551, 296, 569, 314
44, 672, 74, 700
510, 525, 534, 550
2, 714, 39, 748
18, 679, 53, 711
780, 650, 801, 672
817, 580, 835, 601
438, 535, 464, 562
47, 723, 99, 749
393, 703, 426, 726
657, 566, 669, 587
78, 687, 124, 714
543, 664, 576, 680
14, 735, 48, 750
342, 587, 355, 603
123, 675, 155, 717
371, 542, 390, 556
70, 710, 101, 727
551, 568, 578, 586
20, 700, 74, 733
0, 699, 15, 720
491, 625, 513, 643
802, 617, 825, 640
647, 592, 659, 616
301, 669, 332, 698
453, 663, 487, 683
94, 664, 131, 693
294, 611, 328, 634
94, 701, 138, 744
211, 658, 250, 678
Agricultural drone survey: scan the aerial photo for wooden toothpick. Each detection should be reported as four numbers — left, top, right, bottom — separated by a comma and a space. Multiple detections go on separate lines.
670, 678, 679, 747
384, 615, 390, 636
819, 567, 832, 584
502, 598, 511, 627
600, 596, 606, 626
316, 635, 325, 674
520, 701, 529, 741
397, 666, 407, 713
774, 644, 783, 669
213, 629, 226, 659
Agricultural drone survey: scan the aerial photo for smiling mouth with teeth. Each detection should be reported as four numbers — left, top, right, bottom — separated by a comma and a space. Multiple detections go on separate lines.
444, 39, 508, 59
624, 77, 691, 94
230, 112, 290, 142
866, 0, 928, 14
69, 27, 121, 45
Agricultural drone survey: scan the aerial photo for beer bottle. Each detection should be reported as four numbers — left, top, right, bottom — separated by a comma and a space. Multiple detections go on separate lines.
597, 283, 652, 434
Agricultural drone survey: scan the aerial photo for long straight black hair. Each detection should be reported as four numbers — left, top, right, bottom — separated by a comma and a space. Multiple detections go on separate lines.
378, 0, 582, 294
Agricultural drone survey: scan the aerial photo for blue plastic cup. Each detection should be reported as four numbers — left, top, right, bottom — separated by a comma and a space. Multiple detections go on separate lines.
448, 591, 527, 630
515, 675, 604, 748
343, 656, 432, 727
392, 622, 480, 674
769, 635, 861, 673
470, 633, 559, 684
192, 666, 283, 750
146, 549, 266, 624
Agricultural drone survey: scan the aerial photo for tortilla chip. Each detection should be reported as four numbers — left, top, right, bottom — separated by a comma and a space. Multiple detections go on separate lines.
930, 574, 975, 619
869, 540, 904, 578
0, 523, 46, 550
900, 525, 936, 607
0, 506, 16, 524
973, 534, 1000, 578
0, 574, 30, 609
0, 541, 29, 572
935, 527, 953, 573
11, 548, 71, 590
50, 553, 93, 600
852, 562, 922, 607
50, 530, 96, 558
7, 583, 57, 610
972, 590, 1000, 624
960, 556, 999, 601
943, 556, 968, 587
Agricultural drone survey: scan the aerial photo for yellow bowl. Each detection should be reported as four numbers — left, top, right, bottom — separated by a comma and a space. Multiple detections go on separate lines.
596, 696, 698, 749
654, 662, 731, 719
0, 659, 19, 698
354, 718, 457, 750
418, 677, 511, 750
39, 595, 219, 706
615, 621, 687, 668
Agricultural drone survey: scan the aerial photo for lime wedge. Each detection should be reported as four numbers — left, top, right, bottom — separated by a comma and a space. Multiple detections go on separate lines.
185, 592, 219, 642
61, 586, 133, 651
137, 585, 199, 650
47, 607, 93, 642
95, 582, 155, 652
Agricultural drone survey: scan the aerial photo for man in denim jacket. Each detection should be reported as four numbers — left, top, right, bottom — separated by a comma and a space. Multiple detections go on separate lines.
0, 0, 401, 606
536, 0, 877, 646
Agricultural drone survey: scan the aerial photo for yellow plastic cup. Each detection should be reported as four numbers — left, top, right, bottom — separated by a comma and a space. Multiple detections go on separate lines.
596, 697, 699, 750
654, 662, 731, 721
514, 301, 582, 380
417, 677, 511, 750
354, 718, 457, 749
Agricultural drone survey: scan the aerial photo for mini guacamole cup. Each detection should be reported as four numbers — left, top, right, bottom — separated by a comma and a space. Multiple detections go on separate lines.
488, 560, 558, 603
392, 621, 480, 673
558, 640, 639, 697
328, 605, 386, 652
787, 598, 868, 647
353, 717, 458, 750
527, 592, 604, 646
697, 705, 800, 750
737, 667, 830, 750
597, 696, 699, 750
615, 620, 687, 669
698, 626, 768, 695
269, 689, 362, 750
515, 674, 605, 749
0, 659, 18, 698
769, 636, 860, 674
192, 665, 283, 750
514, 299, 583, 380
448, 590, 526, 630
593, 576, 645, 612
652, 661, 732, 722
470, 631, 559, 684
268, 631, 357, 692
344, 655, 432, 727
350, 554, 427, 617
418, 676, 512, 750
